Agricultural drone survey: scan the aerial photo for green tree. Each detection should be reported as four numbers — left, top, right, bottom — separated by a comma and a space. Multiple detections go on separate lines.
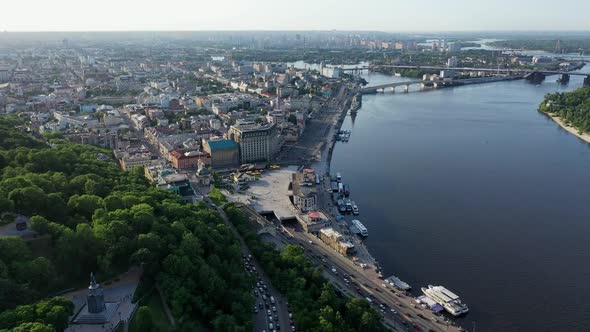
12, 257, 56, 293
67, 194, 103, 220
30, 215, 50, 235
8, 186, 46, 216
0, 237, 30, 263
103, 195, 124, 212
55, 224, 103, 279
11, 322, 54, 332
44, 193, 67, 221
134, 306, 153, 332
0, 195, 14, 213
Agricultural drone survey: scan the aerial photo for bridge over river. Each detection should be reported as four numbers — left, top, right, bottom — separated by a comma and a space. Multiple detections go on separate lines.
343, 64, 589, 76
352, 65, 590, 94
357, 75, 525, 94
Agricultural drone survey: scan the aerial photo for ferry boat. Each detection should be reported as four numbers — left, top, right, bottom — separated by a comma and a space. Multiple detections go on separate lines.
385, 275, 411, 291
352, 201, 359, 215
421, 285, 469, 316
351, 219, 368, 237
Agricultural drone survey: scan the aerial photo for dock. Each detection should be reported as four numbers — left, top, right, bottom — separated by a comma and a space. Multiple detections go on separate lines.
385, 275, 412, 291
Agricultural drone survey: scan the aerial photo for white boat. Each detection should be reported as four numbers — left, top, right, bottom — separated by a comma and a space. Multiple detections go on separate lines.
421, 285, 469, 316
351, 219, 368, 237
352, 201, 359, 215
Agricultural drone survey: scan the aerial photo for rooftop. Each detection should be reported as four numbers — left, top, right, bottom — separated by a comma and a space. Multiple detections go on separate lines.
207, 139, 239, 151
160, 173, 188, 183
320, 227, 341, 238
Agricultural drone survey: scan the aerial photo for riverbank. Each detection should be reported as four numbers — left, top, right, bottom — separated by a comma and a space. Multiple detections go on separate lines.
545, 112, 590, 144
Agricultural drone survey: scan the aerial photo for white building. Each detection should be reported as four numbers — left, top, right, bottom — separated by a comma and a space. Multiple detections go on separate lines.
0, 70, 9, 83
322, 67, 342, 79
447, 57, 459, 67
131, 114, 149, 129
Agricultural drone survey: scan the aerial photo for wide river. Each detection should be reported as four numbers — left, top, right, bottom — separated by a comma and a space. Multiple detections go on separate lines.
330, 68, 590, 331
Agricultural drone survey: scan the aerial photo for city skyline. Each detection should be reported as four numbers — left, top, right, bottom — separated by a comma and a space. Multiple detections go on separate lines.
2, 0, 590, 32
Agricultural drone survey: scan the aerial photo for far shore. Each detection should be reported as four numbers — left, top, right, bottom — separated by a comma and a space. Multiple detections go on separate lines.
546, 112, 590, 144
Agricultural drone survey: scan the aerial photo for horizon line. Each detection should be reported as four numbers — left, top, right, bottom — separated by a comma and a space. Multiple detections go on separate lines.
2, 29, 590, 33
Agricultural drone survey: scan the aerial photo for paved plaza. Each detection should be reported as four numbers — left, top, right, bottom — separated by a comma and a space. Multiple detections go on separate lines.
225, 166, 298, 220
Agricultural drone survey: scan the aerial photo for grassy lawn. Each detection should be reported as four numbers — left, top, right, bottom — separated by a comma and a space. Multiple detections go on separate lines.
208, 186, 228, 206
129, 291, 173, 332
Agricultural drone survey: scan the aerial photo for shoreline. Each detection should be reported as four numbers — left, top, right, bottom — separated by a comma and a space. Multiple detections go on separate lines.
546, 112, 590, 144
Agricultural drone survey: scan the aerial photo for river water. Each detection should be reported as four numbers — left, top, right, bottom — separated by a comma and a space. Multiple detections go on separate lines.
330, 67, 590, 331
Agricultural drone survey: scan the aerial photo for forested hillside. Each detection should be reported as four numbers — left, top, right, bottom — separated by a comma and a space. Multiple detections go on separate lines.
0, 116, 254, 331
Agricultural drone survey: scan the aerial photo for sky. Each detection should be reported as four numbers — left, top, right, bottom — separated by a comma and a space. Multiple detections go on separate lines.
1, 0, 589, 32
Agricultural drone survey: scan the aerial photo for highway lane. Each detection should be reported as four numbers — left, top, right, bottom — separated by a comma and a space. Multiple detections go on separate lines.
211, 203, 292, 332
276, 229, 410, 332
275, 223, 463, 332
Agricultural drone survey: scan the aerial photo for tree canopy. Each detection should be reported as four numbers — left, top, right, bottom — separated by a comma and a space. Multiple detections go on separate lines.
539, 86, 590, 133
0, 116, 254, 330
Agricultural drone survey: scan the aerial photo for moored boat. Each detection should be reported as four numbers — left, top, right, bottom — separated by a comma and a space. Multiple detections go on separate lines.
421, 285, 469, 316
352, 201, 359, 215
351, 219, 368, 237
385, 275, 411, 291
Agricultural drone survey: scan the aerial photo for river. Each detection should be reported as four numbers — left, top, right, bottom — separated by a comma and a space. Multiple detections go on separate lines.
330, 67, 590, 331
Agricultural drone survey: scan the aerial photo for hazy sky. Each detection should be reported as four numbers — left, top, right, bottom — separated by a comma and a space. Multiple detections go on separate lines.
1, 0, 589, 32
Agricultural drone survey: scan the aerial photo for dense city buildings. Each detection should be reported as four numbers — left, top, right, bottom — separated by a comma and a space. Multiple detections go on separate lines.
2, 28, 589, 332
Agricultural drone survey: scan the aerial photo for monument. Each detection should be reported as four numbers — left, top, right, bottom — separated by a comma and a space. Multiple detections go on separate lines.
87, 273, 106, 313
72, 273, 119, 324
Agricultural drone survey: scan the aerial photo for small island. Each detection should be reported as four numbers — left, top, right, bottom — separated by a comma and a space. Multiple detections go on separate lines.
539, 86, 590, 143
489, 38, 590, 54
